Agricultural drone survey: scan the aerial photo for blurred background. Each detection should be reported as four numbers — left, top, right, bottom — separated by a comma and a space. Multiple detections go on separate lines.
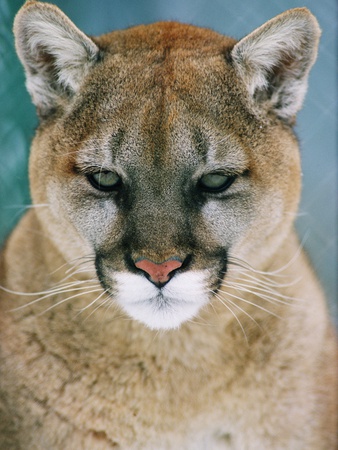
0, 0, 337, 323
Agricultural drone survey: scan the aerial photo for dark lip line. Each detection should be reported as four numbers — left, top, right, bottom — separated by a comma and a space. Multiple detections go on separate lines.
213, 261, 228, 294
94, 255, 115, 296
95, 250, 227, 295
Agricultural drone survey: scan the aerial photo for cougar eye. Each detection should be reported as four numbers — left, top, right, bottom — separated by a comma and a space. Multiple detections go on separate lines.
88, 170, 121, 191
198, 173, 235, 192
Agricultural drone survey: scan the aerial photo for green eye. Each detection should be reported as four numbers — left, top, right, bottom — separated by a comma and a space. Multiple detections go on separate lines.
198, 173, 235, 192
88, 170, 121, 191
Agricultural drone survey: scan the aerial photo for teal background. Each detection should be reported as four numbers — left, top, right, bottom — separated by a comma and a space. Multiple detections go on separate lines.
0, 0, 337, 321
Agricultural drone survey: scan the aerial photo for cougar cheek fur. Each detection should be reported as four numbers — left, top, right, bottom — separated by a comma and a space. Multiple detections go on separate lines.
0, 2, 337, 449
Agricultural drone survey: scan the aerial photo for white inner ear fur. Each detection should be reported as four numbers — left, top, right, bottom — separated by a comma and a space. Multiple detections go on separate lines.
14, 2, 99, 110
231, 9, 321, 119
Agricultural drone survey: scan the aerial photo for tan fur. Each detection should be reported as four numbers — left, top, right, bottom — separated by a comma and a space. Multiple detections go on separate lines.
0, 2, 337, 449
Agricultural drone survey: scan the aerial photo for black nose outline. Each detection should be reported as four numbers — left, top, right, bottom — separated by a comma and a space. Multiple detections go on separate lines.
125, 254, 193, 288
134, 257, 183, 285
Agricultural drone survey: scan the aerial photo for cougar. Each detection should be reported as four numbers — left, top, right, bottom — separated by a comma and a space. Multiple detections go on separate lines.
0, 2, 337, 448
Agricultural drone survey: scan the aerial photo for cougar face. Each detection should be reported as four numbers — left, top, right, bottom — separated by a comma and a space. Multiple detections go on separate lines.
28, 41, 298, 330
16, 7, 311, 330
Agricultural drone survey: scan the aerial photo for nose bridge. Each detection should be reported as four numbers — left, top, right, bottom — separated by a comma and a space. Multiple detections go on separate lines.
122, 102, 193, 258
138, 195, 181, 243
125, 185, 188, 260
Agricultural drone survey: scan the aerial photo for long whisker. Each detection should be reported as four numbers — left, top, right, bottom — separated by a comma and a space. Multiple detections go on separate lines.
36, 288, 104, 316
55, 257, 95, 276
186, 315, 215, 327
226, 263, 302, 289
75, 289, 109, 316
228, 257, 290, 279
224, 279, 304, 305
209, 289, 249, 343
4, 203, 50, 210
219, 286, 282, 319
8, 283, 100, 312
3, 278, 97, 298
227, 234, 308, 278
212, 288, 262, 329
54, 267, 96, 286
225, 283, 296, 308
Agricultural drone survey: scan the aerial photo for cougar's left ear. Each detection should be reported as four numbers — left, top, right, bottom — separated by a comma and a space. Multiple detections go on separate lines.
231, 8, 321, 122
14, 1, 101, 118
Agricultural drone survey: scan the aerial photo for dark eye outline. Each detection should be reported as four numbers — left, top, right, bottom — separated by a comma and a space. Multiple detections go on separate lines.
197, 172, 236, 193
87, 170, 122, 192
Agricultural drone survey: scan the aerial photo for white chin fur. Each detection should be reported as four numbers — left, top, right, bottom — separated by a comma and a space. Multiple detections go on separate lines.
114, 271, 209, 330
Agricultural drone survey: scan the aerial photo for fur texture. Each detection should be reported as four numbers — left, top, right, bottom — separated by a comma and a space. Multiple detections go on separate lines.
0, 2, 337, 448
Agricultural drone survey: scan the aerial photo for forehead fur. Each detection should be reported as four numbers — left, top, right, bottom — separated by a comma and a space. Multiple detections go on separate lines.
93, 22, 237, 55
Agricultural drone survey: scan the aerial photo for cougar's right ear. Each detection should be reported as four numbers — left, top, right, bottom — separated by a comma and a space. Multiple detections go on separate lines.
14, 1, 101, 118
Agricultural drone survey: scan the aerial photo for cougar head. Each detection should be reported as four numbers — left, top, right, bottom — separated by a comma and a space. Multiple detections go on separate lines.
14, 3, 320, 329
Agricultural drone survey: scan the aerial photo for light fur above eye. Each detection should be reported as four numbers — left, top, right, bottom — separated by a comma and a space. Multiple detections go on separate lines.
87, 170, 121, 191
198, 173, 236, 193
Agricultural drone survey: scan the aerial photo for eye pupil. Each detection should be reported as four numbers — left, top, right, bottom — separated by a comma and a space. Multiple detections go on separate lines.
88, 170, 121, 191
198, 173, 235, 192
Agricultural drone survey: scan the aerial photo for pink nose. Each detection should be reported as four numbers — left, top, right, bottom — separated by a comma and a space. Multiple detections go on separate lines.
135, 257, 183, 284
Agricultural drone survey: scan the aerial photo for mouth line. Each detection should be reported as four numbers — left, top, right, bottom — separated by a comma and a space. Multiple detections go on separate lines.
126, 292, 193, 308
95, 266, 226, 301
94, 268, 214, 329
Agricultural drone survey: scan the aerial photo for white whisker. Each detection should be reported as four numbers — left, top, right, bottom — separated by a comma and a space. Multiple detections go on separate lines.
220, 286, 282, 319
228, 234, 307, 278
227, 284, 296, 307
36, 288, 104, 316
46, 254, 95, 280
8, 283, 100, 312
75, 289, 109, 316
209, 289, 249, 343
213, 288, 261, 328
25, 204, 50, 209
227, 262, 302, 288
225, 279, 304, 305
